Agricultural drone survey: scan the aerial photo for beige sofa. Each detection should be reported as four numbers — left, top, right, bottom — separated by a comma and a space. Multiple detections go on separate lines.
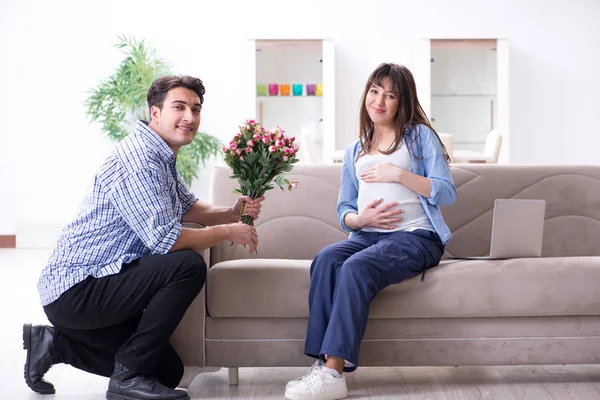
172, 164, 600, 386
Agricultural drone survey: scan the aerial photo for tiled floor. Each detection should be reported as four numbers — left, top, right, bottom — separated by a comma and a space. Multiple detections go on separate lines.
2, 248, 600, 399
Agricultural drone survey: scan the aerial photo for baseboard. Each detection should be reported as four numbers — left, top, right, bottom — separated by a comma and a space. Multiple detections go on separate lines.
0, 235, 16, 248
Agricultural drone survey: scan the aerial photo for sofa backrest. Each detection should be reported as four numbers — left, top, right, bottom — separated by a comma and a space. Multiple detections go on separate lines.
209, 164, 600, 264
210, 165, 348, 265
442, 164, 600, 258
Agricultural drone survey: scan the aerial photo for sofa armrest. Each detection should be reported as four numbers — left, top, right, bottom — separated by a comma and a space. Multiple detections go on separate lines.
170, 222, 209, 367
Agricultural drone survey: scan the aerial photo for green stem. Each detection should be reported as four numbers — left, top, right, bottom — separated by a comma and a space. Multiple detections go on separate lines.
241, 189, 255, 226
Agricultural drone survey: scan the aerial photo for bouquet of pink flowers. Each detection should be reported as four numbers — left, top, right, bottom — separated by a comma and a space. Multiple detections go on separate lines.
223, 119, 299, 225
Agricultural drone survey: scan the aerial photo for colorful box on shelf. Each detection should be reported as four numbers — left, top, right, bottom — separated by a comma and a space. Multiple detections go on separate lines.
280, 84, 290, 96
292, 84, 303, 96
315, 83, 323, 96
268, 84, 279, 96
306, 84, 316, 96
256, 84, 267, 96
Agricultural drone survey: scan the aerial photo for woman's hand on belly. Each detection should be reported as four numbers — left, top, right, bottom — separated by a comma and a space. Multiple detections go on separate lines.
352, 198, 404, 230
360, 162, 404, 183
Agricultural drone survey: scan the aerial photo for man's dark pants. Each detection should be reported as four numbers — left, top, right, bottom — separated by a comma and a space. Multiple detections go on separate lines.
43, 250, 206, 388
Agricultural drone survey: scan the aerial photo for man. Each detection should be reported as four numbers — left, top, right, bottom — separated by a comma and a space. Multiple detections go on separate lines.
23, 75, 263, 400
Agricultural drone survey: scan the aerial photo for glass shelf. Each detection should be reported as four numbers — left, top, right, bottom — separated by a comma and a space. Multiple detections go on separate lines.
455, 141, 486, 145
432, 94, 496, 97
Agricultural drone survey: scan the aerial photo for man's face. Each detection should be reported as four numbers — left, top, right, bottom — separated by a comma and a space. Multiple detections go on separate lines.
149, 86, 201, 154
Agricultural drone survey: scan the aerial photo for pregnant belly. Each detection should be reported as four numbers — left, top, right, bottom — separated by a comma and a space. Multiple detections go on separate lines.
357, 182, 428, 230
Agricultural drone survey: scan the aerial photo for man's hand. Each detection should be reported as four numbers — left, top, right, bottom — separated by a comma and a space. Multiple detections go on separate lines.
357, 198, 404, 230
232, 196, 265, 220
226, 222, 258, 253
360, 163, 404, 183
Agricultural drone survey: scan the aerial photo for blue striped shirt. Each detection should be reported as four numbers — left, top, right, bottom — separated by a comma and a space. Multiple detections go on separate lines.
38, 121, 198, 306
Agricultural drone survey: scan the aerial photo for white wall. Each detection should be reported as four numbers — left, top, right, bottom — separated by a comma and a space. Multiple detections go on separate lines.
1, 0, 599, 243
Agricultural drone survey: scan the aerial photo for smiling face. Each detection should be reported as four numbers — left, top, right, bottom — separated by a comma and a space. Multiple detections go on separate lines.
148, 86, 202, 154
365, 78, 399, 129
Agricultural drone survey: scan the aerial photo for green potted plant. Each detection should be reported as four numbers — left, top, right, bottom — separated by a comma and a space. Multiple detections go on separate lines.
84, 35, 222, 185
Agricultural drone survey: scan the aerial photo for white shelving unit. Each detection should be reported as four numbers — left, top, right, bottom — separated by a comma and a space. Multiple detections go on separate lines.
414, 39, 510, 162
243, 39, 335, 164
431, 45, 497, 152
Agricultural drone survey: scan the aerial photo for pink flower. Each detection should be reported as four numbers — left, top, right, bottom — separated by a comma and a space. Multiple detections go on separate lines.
289, 182, 298, 190
234, 133, 241, 139
222, 146, 228, 153
282, 155, 289, 161
262, 136, 270, 144
253, 134, 261, 141
283, 147, 292, 155
246, 140, 254, 147
277, 132, 284, 139
293, 143, 300, 151
229, 142, 237, 150
268, 145, 277, 152
240, 156, 245, 161
247, 119, 256, 125
275, 140, 284, 147
246, 147, 253, 153
289, 136, 295, 143
235, 149, 242, 155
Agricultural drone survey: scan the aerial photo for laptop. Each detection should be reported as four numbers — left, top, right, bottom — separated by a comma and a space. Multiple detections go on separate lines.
456, 199, 546, 260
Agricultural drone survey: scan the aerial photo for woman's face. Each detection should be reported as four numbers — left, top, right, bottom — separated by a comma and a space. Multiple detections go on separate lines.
365, 78, 399, 127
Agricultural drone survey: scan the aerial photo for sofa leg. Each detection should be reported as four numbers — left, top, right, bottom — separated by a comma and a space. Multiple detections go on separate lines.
228, 367, 239, 385
179, 367, 201, 388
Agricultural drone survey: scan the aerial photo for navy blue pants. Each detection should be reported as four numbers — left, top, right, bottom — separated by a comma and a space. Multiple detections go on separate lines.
304, 229, 444, 372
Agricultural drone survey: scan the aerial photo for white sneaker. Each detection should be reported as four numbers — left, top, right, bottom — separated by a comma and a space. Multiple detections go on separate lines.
286, 360, 324, 391
284, 367, 347, 400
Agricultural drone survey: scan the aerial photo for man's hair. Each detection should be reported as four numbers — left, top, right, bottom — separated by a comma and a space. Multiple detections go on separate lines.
147, 75, 206, 114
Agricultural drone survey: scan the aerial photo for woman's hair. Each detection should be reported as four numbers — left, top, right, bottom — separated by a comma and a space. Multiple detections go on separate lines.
147, 75, 206, 114
357, 63, 450, 163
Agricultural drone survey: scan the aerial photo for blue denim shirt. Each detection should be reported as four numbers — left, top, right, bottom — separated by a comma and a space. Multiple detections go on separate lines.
337, 124, 457, 244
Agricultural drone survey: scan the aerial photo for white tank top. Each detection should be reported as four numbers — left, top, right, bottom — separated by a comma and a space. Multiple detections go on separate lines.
355, 144, 434, 233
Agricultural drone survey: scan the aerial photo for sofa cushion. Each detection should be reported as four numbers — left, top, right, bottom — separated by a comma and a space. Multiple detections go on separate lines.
207, 257, 600, 319
207, 259, 310, 318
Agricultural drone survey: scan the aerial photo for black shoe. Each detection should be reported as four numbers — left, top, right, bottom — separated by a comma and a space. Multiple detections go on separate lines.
106, 361, 189, 400
22, 323, 56, 394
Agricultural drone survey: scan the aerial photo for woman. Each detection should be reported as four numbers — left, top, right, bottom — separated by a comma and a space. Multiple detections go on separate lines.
284, 63, 457, 400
